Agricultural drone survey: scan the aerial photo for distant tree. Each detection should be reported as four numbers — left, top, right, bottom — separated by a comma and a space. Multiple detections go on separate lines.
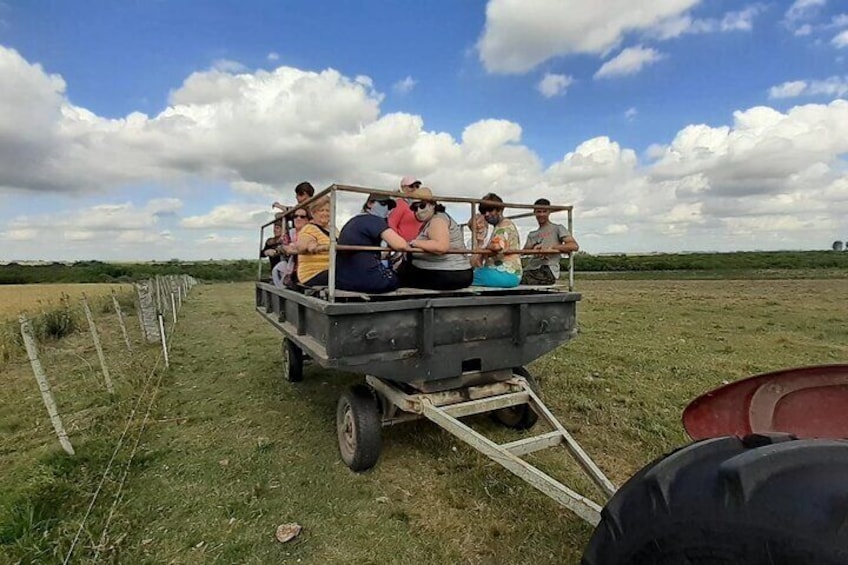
833, 240, 845, 251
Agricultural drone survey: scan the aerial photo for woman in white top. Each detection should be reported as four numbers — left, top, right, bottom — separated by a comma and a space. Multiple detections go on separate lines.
398, 187, 473, 290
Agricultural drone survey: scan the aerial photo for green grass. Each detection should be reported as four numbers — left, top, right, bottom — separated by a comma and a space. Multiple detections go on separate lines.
1, 278, 847, 563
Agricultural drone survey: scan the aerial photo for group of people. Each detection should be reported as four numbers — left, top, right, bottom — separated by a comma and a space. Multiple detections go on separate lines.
262, 177, 579, 294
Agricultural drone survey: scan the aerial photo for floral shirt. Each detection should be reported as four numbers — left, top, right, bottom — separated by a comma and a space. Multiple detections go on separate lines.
485, 220, 522, 276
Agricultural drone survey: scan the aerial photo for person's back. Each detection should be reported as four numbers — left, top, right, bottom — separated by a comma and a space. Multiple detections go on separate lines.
337, 213, 400, 294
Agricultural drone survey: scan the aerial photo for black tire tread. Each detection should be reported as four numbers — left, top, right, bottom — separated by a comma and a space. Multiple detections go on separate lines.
582, 434, 848, 565
337, 384, 382, 472
491, 367, 540, 430
284, 338, 303, 382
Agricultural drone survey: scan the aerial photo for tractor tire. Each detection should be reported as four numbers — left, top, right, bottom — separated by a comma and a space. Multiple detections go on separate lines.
492, 367, 540, 430
581, 434, 848, 565
336, 384, 382, 472
282, 338, 303, 382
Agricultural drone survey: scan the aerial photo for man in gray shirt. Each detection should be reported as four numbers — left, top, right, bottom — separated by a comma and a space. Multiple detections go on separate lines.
520, 198, 579, 285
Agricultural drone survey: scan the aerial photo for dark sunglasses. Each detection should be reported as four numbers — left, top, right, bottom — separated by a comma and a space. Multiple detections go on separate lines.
293, 213, 309, 219
410, 201, 432, 212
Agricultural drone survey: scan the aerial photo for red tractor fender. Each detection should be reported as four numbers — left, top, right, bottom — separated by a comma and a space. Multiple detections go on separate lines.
683, 364, 848, 440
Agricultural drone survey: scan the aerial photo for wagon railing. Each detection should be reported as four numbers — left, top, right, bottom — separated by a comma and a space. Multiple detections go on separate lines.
258, 184, 576, 301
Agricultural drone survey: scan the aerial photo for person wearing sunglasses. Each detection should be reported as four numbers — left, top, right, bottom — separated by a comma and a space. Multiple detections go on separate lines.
388, 175, 425, 241
272, 209, 311, 289
398, 187, 473, 290
470, 193, 522, 288
335, 193, 410, 294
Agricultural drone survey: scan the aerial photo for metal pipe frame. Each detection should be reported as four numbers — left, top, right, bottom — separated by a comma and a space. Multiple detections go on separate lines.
257, 184, 577, 298
364, 374, 614, 526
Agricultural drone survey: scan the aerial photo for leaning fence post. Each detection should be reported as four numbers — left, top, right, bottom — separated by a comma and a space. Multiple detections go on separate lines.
19, 315, 75, 455
170, 292, 177, 325
82, 295, 114, 394
111, 290, 132, 353
158, 313, 170, 369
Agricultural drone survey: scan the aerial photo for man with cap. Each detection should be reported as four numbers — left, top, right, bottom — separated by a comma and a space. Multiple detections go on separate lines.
388, 176, 424, 240
335, 193, 410, 294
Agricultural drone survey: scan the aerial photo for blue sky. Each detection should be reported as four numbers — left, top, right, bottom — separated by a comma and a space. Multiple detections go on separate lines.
1, 0, 847, 260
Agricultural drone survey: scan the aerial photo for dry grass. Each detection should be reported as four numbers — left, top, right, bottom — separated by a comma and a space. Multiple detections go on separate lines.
0, 283, 132, 321
1, 277, 847, 564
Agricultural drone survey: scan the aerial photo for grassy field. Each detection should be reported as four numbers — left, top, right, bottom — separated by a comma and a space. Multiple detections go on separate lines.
0, 283, 131, 319
1, 278, 847, 563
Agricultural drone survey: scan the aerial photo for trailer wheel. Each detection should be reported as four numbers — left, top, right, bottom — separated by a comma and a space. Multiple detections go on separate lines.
492, 367, 540, 430
581, 434, 848, 565
282, 338, 303, 382
336, 384, 382, 472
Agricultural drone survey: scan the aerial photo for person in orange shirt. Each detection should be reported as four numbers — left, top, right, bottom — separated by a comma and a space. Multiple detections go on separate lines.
388, 175, 424, 240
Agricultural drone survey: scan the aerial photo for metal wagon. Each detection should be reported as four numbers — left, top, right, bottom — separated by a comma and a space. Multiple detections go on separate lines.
255, 185, 615, 525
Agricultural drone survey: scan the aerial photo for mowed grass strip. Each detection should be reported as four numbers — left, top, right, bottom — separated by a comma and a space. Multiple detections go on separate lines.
2, 278, 847, 564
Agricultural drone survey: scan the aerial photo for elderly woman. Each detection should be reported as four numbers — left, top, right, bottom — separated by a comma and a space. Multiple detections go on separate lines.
470, 193, 522, 288
296, 196, 336, 287
398, 187, 472, 290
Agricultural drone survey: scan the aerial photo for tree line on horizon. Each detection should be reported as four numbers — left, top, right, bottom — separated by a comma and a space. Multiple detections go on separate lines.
1, 250, 846, 285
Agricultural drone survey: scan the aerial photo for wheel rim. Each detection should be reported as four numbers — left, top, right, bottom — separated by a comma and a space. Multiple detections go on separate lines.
338, 401, 356, 462
282, 341, 290, 379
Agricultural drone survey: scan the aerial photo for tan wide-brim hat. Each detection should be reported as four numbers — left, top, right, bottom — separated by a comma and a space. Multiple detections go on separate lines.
407, 187, 434, 202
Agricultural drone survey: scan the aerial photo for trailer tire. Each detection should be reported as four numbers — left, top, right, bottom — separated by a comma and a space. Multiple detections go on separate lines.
492, 367, 540, 430
581, 434, 848, 565
336, 384, 382, 472
282, 338, 303, 382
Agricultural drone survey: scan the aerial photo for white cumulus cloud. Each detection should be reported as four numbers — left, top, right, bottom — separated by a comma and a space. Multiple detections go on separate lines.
2, 45, 848, 258
833, 29, 848, 48
477, 0, 699, 74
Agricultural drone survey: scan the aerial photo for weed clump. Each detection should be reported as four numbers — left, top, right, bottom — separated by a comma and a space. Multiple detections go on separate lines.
0, 294, 80, 365
34, 295, 78, 340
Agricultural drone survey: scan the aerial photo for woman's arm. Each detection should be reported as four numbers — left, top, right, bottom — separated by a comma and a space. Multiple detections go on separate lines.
381, 228, 411, 252
410, 217, 450, 254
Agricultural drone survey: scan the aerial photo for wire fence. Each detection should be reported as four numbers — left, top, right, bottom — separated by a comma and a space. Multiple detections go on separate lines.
8, 274, 197, 563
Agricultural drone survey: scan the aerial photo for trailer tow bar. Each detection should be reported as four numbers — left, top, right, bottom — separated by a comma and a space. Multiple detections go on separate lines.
366, 375, 616, 526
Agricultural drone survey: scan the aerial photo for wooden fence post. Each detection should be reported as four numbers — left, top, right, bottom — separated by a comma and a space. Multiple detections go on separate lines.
82, 295, 114, 394
111, 290, 132, 353
19, 316, 75, 455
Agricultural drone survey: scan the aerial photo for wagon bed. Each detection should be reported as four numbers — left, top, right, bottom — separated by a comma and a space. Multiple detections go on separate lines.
255, 282, 581, 388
